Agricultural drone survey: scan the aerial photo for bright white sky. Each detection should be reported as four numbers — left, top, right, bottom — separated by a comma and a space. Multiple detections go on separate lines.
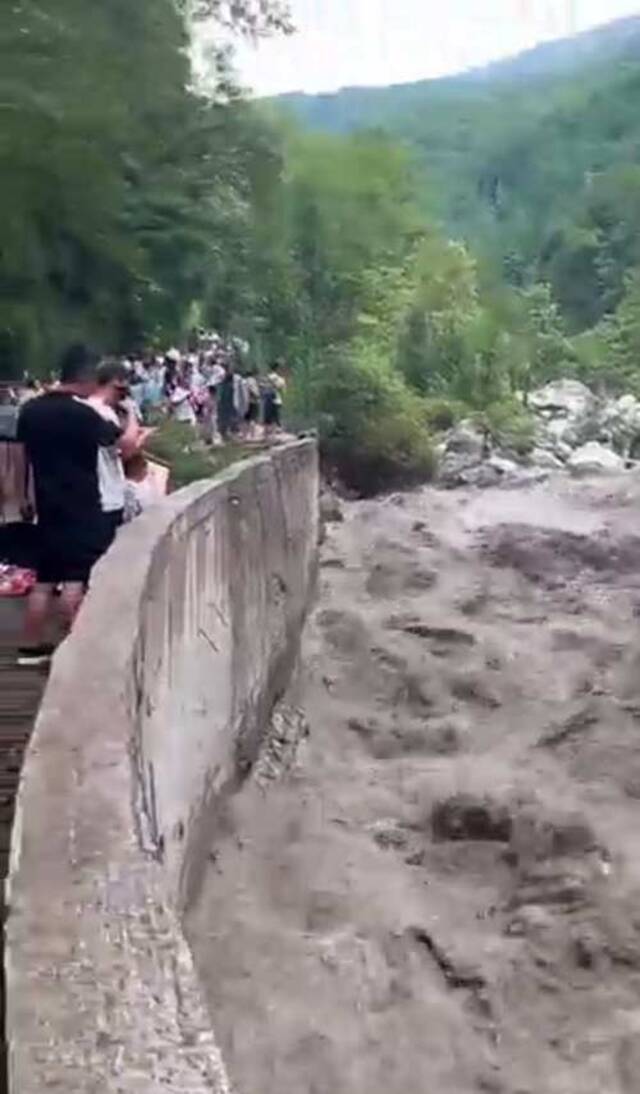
233, 0, 640, 96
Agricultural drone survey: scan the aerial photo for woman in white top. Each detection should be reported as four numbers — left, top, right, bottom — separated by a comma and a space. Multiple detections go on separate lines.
87, 362, 151, 535
170, 381, 197, 426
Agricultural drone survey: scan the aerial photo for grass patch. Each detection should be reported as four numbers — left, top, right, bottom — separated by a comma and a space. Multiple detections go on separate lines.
145, 419, 255, 490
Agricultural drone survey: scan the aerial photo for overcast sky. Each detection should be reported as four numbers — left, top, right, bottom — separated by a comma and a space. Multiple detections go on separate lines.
234, 0, 640, 96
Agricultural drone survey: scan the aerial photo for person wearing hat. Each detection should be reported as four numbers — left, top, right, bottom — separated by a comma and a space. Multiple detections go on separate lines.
163, 349, 181, 398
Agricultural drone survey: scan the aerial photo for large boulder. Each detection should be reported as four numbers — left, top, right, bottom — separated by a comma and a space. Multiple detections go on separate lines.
600, 394, 640, 457
436, 420, 487, 487
540, 415, 582, 452
530, 380, 602, 457
435, 381, 635, 489
487, 454, 520, 477
319, 488, 344, 524
444, 420, 486, 459
437, 453, 487, 488
528, 448, 565, 471
439, 451, 546, 490
567, 441, 626, 477
529, 380, 596, 420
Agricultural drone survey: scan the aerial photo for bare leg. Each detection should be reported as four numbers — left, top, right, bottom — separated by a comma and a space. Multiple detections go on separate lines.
22, 583, 54, 647
58, 582, 86, 633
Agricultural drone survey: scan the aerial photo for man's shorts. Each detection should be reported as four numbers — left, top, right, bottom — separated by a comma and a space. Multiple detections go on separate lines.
35, 511, 122, 585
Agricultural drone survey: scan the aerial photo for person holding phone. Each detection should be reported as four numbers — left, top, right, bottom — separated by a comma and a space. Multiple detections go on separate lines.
17, 346, 125, 663
87, 361, 154, 538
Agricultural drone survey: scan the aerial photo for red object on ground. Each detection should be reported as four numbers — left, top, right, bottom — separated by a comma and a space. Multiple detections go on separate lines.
0, 566, 36, 598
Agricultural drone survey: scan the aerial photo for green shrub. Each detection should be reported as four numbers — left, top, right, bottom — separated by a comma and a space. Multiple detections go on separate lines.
421, 397, 466, 433
472, 398, 536, 457
572, 319, 640, 396
146, 419, 253, 490
303, 340, 435, 495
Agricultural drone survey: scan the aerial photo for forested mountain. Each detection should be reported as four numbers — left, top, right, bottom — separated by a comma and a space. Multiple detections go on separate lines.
277, 15, 640, 131
275, 16, 640, 333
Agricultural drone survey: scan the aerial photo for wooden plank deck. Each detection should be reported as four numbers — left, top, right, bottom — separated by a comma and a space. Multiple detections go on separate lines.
0, 598, 49, 1094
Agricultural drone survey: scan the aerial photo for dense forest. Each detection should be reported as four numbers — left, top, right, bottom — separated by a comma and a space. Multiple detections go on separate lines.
3, 8, 640, 490
278, 17, 640, 371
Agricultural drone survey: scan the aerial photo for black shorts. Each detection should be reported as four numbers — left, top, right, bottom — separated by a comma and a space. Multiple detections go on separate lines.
36, 511, 123, 585
102, 510, 124, 543
245, 401, 260, 423
263, 397, 281, 427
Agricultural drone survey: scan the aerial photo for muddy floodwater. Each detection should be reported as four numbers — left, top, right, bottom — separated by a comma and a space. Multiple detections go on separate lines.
187, 474, 640, 1094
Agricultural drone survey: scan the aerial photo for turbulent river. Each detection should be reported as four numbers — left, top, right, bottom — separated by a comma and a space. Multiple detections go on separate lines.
187, 473, 640, 1094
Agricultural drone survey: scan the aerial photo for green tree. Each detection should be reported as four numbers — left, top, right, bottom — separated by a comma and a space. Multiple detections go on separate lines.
395, 236, 479, 395
518, 282, 573, 395
601, 270, 640, 393
302, 338, 435, 495
0, 0, 291, 377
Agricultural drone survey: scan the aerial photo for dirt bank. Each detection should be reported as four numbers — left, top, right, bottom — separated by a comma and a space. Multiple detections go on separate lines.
187, 473, 640, 1094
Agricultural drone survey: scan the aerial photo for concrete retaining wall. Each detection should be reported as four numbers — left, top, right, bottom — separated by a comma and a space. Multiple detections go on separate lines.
5, 439, 318, 1093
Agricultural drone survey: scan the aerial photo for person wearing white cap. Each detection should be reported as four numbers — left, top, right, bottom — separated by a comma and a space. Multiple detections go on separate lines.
163, 349, 180, 400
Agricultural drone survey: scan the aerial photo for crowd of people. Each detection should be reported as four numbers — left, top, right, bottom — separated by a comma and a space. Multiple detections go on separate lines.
0, 333, 288, 667
94, 334, 287, 444
2, 333, 288, 445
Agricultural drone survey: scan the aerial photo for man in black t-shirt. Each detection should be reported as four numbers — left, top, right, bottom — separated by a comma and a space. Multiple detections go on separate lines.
17, 344, 122, 664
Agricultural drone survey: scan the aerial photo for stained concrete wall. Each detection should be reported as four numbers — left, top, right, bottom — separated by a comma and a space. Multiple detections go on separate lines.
5, 439, 318, 1093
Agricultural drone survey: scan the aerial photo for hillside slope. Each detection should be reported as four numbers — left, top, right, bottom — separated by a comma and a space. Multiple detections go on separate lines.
274, 16, 640, 330
275, 16, 640, 133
